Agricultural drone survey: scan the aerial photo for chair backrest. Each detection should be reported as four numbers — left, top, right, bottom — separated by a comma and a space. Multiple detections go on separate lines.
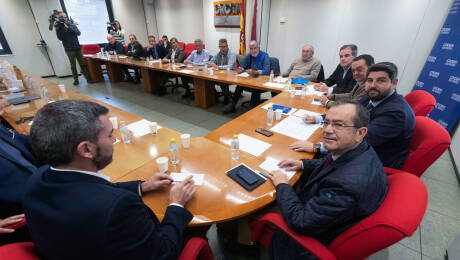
402, 116, 451, 177
236, 54, 246, 68
123, 45, 128, 53
328, 172, 427, 260
317, 65, 325, 82
184, 43, 195, 58
404, 90, 436, 116
269, 57, 280, 75
178, 42, 185, 50
81, 44, 101, 55
0, 242, 40, 260
178, 237, 213, 260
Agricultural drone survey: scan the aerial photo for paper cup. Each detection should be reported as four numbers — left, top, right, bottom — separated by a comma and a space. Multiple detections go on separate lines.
156, 156, 169, 173
275, 109, 283, 120
149, 122, 158, 134
109, 117, 118, 129
181, 133, 191, 148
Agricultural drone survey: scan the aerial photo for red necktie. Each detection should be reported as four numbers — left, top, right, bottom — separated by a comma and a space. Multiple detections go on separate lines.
321, 154, 333, 170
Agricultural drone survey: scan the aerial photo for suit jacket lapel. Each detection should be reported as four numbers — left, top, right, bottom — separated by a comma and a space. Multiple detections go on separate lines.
0, 127, 37, 167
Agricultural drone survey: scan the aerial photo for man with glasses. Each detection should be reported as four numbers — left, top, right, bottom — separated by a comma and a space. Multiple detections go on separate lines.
209, 38, 237, 104
267, 100, 388, 259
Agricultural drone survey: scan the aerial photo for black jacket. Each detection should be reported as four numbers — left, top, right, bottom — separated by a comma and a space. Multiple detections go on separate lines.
324, 64, 356, 94
271, 141, 388, 258
127, 41, 144, 59
145, 44, 166, 59
24, 167, 193, 260
103, 41, 125, 54
56, 23, 81, 51
360, 91, 415, 169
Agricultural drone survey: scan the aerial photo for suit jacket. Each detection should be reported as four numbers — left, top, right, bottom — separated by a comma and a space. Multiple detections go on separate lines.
0, 126, 39, 218
23, 167, 193, 260
360, 91, 415, 169
103, 41, 125, 54
145, 44, 166, 59
271, 141, 388, 258
127, 41, 144, 58
165, 47, 186, 63
324, 64, 356, 94
326, 82, 367, 108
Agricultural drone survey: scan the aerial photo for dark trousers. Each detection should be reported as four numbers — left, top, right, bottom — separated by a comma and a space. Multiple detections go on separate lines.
123, 67, 140, 82
216, 83, 231, 97
65, 49, 89, 81
230, 86, 263, 109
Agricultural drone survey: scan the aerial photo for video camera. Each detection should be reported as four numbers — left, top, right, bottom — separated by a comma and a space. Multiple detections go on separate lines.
48, 10, 77, 31
107, 22, 116, 34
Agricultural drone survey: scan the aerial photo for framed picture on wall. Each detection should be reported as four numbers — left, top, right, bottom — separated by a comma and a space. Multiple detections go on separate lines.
0, 26, 12, 55
214, 0, 243, 28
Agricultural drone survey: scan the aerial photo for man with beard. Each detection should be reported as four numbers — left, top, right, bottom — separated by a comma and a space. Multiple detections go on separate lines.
267, 100, 388, 259
358, 62, 415, 169
23, 100, 196, 260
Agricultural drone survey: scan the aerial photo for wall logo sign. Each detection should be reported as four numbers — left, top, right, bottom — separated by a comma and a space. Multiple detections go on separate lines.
214, 0, 243, 28
413, 2, 460, 132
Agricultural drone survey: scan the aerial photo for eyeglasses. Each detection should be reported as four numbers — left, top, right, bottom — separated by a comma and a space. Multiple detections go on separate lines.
320, 120, 357, 130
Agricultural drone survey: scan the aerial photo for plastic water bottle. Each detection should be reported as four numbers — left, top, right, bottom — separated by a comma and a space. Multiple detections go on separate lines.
269, 69, 274, 82
231, 134, 239, 160
171, 57, 176, 70
40, 84, 50, 101
169, 138, 180, 165
267, 106, 274, 126
120, 121, 131, 144
204, 63, 208, 71
301, 85, 307, 99
210, 68, 214, 75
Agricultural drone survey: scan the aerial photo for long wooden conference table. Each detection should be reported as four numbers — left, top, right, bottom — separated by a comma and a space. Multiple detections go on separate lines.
2, 67, 326, 226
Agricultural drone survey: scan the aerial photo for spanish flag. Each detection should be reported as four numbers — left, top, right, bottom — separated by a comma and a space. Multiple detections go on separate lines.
239, 0, 246, 56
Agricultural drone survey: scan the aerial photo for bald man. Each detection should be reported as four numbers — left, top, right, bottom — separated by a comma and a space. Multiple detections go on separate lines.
103, 35, 124, 55
282, 45, 321, 80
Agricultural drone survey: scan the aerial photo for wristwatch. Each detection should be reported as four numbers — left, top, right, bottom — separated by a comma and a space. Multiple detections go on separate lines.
313, 143, 321, 153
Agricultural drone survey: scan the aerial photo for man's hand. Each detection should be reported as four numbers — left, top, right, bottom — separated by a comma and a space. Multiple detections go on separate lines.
303, 114, 317, 124
319, 95, 329, 105
162, 58, 169, 63
247, 69, 259, 76
326, 93, 334, 99
141, 173, 172, 193
210, 62, 218, 69
0, 214, 24, 234
313, 82, 329, 92
184, 60, 192, 65
109, 51, 114, 55
236, 67, 244, 74
290, 140, 314, 152
268, 170, 289, 187
169, 176, 196, 206
278, 159, 303, 171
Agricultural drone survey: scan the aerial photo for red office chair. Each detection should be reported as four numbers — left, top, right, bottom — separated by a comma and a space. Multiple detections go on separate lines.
185, 43, 195, 58
81, 44, 101, 55
178, 42, 186, 50
396, 116, 451, 177
179, 237, 214, 260
405, 90, 436, 116
0, 238, 212, 260
251, 172, 428, 260
123, 45, 128, 53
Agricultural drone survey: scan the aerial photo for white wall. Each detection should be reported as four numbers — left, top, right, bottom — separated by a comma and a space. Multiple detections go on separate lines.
143, 0, 159, 38
112, 0, 149, 45
452, 128, 460, 173
266, 0, 453, 95
0, 0, 55, 76
154, 0, 204, 44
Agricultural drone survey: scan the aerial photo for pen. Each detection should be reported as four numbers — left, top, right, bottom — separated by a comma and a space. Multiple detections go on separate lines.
258, 171, 268, 179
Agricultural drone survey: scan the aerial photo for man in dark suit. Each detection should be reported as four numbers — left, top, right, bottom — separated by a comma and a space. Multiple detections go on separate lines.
145, 35, 166, 60
314, 44, 358, 94
359, 62, 415, 169
268, 100, 388, 259
125, 34, 143, 84
103, 34, 124, 55
23, 100, 196, 260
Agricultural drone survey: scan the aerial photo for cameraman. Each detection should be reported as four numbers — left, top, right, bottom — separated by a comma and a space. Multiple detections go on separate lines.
54, 11, 90, 86
109, 20, 125, 45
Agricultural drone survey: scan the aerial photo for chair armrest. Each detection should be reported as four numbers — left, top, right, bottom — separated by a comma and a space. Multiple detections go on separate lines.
178, 237, 213, 260
252, 213, 336, 260
5, 217, 26, 230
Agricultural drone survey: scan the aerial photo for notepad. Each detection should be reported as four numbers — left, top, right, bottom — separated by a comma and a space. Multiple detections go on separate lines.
261, 103, 296, 115
259, 157, 296, 180
270, 115, 321, 140
170, 173, 204, 186
127, 119, 163, 137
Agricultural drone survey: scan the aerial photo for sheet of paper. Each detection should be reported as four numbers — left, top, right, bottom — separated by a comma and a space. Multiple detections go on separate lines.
118, 55, 128, 58
83, 54, 93, 57
127, 119, 163, 137
263, 82, 286, 89
261, 102, 297, 115
259, 157, 296, 180
270, 115, 321, 140
274, 76, 289, 83
237, 72, 249, 77
170, 172, 204, 186
237, 133, 272, 157
295, 86, 324, 96
0, 87, 20, 93
178, 69, 194, 74
293, 109, 321, 118
311, 99, 323, 106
